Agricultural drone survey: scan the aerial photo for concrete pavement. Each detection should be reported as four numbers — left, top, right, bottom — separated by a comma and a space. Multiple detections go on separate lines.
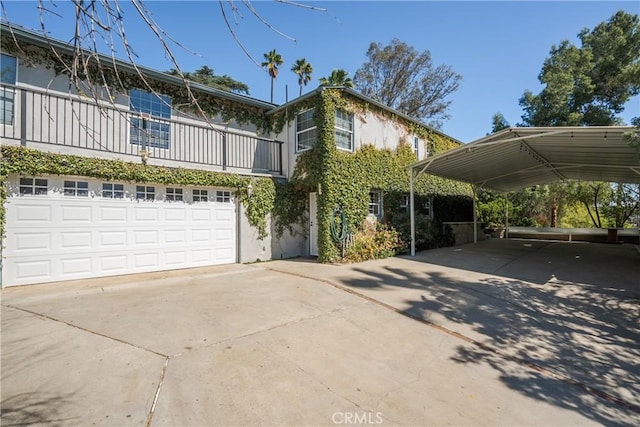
1, 239, 639, 426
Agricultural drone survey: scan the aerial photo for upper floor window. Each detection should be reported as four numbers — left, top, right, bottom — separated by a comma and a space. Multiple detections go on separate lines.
64, 180, 89, 197
295, 108, 354, 152
1, 53, 17, 125
413, 137, 419, 154
129, 89, 171, 149
19, 177, 47, 195
334, 109, 353, 151
0, 53, 17, 84
296, 109, 317, 152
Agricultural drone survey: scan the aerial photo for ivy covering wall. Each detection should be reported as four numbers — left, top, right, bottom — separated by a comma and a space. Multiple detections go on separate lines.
0, 146, 275, 239
272, 88, 472, 263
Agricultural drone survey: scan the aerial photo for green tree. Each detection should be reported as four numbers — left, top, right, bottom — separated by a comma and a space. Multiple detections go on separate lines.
520, 10, 640, 126
353, 38, 462, 128
291, 58, 313, 97
261, 49, 283, 103
167, 65, 249, 94
319, 69, 354, 88
518, 11, 640, 228
490, 112, 510, 133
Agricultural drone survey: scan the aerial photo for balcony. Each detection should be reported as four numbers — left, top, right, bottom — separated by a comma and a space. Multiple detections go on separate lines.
1, 85, 283, 176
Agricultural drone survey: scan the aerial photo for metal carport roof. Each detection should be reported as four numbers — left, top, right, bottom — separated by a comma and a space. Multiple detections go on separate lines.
410, 126, 640, 193
407, 126, 640, 254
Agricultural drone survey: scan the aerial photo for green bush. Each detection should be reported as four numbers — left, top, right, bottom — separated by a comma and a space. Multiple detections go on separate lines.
342, 221, 402, 263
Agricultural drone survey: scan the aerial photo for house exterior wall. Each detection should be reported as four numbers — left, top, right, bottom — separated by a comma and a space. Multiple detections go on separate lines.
274, 102, 429, 178
2, 54, 284, 175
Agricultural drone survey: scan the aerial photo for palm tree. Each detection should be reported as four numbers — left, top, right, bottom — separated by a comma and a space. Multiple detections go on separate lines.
261, 49, 283, 103
319, 69, 354, 88
291, 58, 313, 97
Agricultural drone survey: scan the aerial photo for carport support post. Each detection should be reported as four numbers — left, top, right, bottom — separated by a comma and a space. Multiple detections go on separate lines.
505, 193, 509, 239
472, 186, 478, 243
410, 167, 416, 256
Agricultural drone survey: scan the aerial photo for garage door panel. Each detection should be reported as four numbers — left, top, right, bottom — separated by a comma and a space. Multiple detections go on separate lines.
60, 257, 92, 275
4, 176, 237, 286
134, 230, 160, 245
134, 253, 160, 269
191, 208, 211, 222
14, 232, 51, 252
99, 206, 128, 222
165, 207, 187, 221
164, 251, 187, 266
100, 255, 129, 272
60, 231, 92, 250
135, 206, 160, 222
11, 203, 52, 223
60, 205, 92, 222
100, 231, 128, 248
13, 259, 52, 282
165, 229, 187, 244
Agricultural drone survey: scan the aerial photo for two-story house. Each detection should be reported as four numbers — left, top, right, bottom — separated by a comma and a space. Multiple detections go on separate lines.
1, 22, 469, 287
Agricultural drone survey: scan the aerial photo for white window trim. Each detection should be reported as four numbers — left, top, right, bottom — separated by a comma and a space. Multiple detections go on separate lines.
295, 108, 317, 153
1, 53, 18, 127
129, 89, 172, 150
368, 190, 383, 218
334, 109, 354, 152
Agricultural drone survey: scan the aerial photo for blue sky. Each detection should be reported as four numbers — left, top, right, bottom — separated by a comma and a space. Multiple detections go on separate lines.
2, 0, 639, 143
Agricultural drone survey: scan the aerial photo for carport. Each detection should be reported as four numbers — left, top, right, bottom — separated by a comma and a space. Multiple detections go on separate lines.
408, 126, 640, 255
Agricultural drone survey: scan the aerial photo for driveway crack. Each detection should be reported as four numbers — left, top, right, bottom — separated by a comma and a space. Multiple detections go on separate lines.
4, 304, 168, 358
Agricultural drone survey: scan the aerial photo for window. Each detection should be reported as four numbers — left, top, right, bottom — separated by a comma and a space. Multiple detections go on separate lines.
295, 108, 354, 152
193, 189, 208, 202
368, 190, 382, 218
296, 109, 317, 152
1, 53, 17, 125
216, 190, 232, 203
19, 177, 47, 195
401, 195, 410, 211
102, 183, 124, 198
166, 187, 183, 201
136, 185, 155, 201
423, 198, 432, 218
335, 109, 354, 151
129, 89, 171, 149
413, 137, 419, 154
64, 180, 89, 197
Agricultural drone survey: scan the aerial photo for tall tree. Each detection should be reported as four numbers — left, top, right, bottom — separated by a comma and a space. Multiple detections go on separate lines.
261, 49, 283, 103
518, 11, 640, 228
520, 10, 640, 126
491, 112, 510, 133
319, 69, 354, 88
167, 65, 249, 94
353, 38, 462, 128
291, 58, 313, 96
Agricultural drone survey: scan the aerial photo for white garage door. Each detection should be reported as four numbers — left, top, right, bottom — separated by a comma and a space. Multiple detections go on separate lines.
3, 175, 237, 287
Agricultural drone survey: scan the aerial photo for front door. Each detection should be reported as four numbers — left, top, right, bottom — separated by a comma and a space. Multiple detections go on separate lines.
309, 192, 318, 256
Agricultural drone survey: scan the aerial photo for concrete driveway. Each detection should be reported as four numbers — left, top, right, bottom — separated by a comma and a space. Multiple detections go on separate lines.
1, 239, 639, 426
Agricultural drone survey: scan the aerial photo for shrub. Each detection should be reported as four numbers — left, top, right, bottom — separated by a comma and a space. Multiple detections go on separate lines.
342, 221, 402, 263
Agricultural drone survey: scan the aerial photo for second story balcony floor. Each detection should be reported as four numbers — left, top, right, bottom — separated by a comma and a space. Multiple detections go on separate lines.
1, 84, 284, 177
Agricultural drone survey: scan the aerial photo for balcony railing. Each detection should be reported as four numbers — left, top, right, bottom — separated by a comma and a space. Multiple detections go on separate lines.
1, 85, 283, 175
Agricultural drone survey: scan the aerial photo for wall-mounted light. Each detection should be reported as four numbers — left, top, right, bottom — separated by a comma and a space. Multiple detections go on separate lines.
247, 182, 254, 198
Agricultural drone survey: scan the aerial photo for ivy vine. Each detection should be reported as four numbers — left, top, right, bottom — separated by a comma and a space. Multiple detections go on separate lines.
272, 88, 471, 263
0, 146, 275, 239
